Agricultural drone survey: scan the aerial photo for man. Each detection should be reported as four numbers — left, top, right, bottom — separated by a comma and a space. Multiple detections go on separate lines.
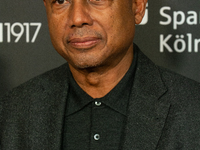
0, 0, 200, 149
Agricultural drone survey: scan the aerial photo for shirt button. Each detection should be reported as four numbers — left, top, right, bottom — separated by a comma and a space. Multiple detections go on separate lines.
95, 101, 101, 106
94, 134, 100, 140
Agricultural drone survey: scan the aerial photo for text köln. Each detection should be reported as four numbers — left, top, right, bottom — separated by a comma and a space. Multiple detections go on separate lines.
159, 6, 200, 53
160, 34, 200, 53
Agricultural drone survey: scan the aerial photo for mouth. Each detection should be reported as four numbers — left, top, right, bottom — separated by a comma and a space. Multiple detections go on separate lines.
68, 37, 101, 49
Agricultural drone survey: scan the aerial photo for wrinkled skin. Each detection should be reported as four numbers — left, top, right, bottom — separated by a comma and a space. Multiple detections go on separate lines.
44, 0, 146, 69
43, 0, 147, 97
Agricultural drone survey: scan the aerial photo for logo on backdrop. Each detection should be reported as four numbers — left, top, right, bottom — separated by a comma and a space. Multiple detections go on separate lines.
140, 3, 148, 25
0, 22, 42, 43
159, 6, 200, 53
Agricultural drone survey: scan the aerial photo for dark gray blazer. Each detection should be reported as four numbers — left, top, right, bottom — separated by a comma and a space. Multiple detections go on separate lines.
1, 46, 200, 150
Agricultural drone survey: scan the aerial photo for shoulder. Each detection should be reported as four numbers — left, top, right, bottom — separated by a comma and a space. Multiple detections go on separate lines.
0, 63, 70, 115
136, 45, 200, 101
158, 66, 200, 99
136, 45, 200, 111
2, 63, 69, 98
156, 68, 200, 146
158, 66, 200, 114
136, 47, 200, 144
0, 63, 70, 146
0, 62, 69, 117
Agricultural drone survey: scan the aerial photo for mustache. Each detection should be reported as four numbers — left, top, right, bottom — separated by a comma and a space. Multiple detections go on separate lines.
67, 28, 102, 42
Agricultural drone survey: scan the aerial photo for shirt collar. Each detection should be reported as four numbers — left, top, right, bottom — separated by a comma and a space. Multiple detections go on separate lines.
66, 47, 138, 116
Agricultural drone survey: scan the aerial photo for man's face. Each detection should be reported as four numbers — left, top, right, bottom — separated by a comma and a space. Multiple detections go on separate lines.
44, 0, 146, 70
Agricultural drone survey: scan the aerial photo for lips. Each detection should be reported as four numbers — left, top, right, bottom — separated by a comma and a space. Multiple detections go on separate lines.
68, 37, 101, 49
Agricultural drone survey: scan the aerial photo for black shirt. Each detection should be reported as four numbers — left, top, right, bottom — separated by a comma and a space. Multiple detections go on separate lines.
62, 50, 137, 150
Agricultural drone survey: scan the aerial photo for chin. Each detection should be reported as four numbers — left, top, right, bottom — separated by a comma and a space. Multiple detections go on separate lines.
73, 62, 101, 70
72, 57, 104, 70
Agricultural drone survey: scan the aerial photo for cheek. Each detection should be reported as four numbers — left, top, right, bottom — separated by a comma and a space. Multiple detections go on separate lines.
104, 14, 134, 41
95, 11, 117, 40
101, 12, 135, 53
49, 16, 62, 34
48, 15, 66, 44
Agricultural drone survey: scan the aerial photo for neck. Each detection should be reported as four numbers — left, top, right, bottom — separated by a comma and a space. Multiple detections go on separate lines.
69, 45, 134, 98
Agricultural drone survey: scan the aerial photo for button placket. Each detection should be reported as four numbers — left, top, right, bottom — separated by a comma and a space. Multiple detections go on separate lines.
90, 100, 102, 148
93, 102, 101, 142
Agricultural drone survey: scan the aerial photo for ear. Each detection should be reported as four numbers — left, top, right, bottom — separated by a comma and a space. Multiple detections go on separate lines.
43, 0, 47, 7
134, 0, 148, 24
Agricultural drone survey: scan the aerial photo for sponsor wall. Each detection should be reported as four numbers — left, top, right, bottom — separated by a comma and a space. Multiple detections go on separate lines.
0, 1, 199, 96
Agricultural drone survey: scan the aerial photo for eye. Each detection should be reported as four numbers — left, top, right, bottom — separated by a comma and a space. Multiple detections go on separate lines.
57, 0, 65, 4
54, 0, 69, 4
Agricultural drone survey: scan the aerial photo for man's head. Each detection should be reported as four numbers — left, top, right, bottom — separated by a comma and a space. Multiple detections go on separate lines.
43, 0, 147, 70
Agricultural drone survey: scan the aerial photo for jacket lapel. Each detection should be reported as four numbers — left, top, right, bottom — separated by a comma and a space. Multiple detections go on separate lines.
123, 50, 170, 150
28, 64, 70, 149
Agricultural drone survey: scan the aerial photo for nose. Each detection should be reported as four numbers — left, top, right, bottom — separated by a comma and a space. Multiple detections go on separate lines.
68, 1, 93, 28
